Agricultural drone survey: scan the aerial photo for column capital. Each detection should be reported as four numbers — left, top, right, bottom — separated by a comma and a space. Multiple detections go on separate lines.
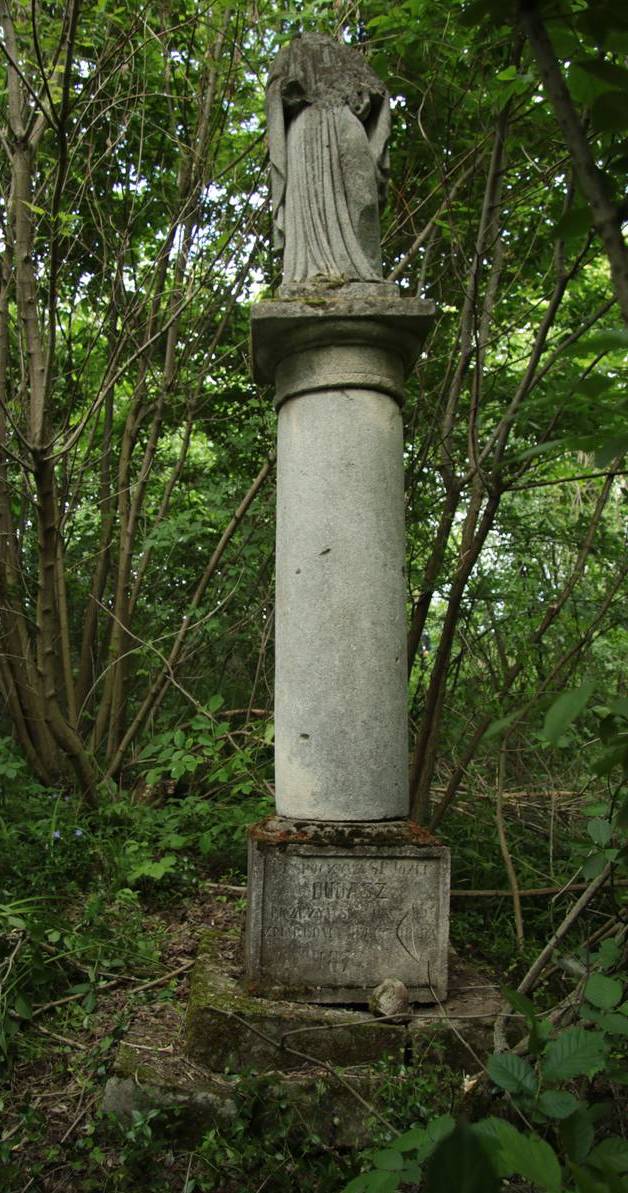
251, 292, 435, 409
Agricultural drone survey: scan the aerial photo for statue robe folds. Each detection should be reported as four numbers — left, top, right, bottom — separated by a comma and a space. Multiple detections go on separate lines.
267, 34, 391, 287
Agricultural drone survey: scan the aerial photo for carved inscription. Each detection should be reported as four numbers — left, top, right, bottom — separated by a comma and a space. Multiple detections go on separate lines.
260, 853, 442, 988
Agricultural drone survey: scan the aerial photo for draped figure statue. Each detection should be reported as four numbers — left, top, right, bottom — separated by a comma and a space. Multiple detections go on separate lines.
266, 33, 391, 289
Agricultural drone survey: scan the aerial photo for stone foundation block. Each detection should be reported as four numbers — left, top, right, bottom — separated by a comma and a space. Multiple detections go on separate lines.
245, 818, 450, 1004
187, 947, 406, 1072
104, 953, 504, 1148
103, 1004, 380, 1148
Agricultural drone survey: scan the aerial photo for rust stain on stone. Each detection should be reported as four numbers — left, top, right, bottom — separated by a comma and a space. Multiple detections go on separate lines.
406, 821, 439, 846
248, 815, 441, 849
250, 817, 310, 845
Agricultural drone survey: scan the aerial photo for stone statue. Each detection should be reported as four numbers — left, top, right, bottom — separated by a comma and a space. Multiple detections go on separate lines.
266, 33, 391, 289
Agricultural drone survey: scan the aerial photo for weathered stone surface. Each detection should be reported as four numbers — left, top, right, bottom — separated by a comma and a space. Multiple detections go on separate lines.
267, 33, 391, 287
104, 951, 505, 1147
369, 978, 409, 1018
186, 948, 406, 1072
104, 991, 398, 1150
251, 295, 434, 400
409, 953, 505, 1070
103, 1003, 239, 1142
251, 296, 433, 825
245, 818, 450, 1002
106, 1063, 387, 1150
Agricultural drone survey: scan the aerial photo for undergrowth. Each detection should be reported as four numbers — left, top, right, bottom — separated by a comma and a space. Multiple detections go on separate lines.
0, 699, 626, 1191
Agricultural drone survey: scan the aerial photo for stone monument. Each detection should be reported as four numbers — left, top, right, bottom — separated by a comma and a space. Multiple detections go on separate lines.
102, 39, 503, 1137
246, 33, 450, 1004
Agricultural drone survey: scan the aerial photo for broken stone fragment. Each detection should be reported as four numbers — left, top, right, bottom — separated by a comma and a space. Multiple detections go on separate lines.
369, 978, 409, 1018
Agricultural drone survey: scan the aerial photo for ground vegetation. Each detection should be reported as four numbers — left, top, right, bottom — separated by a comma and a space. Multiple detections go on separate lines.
0, 0, 626, 1188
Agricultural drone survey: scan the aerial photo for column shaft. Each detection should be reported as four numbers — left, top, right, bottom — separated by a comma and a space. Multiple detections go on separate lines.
275, 386, 408, 821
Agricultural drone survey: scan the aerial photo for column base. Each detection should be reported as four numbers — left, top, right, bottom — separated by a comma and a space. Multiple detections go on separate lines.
245, 817, 450, 1004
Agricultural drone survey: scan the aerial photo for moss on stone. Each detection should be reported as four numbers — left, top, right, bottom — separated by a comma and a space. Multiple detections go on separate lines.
186, 953, 406, 1072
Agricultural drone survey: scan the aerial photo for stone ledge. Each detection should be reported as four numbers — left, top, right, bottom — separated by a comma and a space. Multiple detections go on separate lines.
251, 294, 434, 392
186, 942, 503, 1073
103, 952, 505, 1147
187, 950, 407, 1073
250, 816, 441, 848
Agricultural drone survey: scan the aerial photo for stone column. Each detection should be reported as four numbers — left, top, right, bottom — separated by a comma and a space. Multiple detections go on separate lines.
245, 289, 451, 1004
254, 292, 431, 822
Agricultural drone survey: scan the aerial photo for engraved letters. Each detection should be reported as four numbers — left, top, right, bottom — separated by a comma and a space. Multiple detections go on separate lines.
260, 853, 440, 988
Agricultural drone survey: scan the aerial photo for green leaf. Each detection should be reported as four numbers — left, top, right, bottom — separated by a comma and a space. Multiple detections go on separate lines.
594, 1013, 628, 1036
587, 818, 612, 846
424, 1115, 456, 1150
83, 989, 97, 1013
487, 1052, 537, 1096
360, 1173, 400, 1193
595, 938, 620, 970
504, 1134, 562, 1192
584, 973, 623, 1010
592, 741, 628, 776
542, 1027, 607, 1081
341, 1173, 396, 1193
473, 1119, 561, 1191
503, 987, 537, 1024
372, 1150, 403, 1172
484, 712, 519, 740
537, 1090, 581, 1120
574, 374, 616, 398
569, 328, 628, 355
13, 994, 32, 1020
390, 1125, 428, 1153
595, 433, 628, 466
581, 852, 608, 879
459, 0, 502, 28
541, 682, 595, 746
340, 1176, 368, 1193
128, 854, 178, 882
392, 1115, 455, 1160
587, 1137, 628, 1175
555, 206, 592, 241
578, 59, 628, 90
583, 800, 609, 816
426, 1123, 500, 1193
569, 1163, 608, 1193
592, 90, 628, 131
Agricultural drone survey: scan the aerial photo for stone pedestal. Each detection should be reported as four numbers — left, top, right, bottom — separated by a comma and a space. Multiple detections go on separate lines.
251, 293, 433, 822
104, 926, 503, 1149
245, 818, 450, 1003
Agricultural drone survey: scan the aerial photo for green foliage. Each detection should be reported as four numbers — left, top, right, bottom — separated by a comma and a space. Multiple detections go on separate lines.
343, 985, 627, 1192
344, 680, 627, 1193
541, 683, 596, 748
0, 0, 626, 1186
0, 708, 272, 1075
